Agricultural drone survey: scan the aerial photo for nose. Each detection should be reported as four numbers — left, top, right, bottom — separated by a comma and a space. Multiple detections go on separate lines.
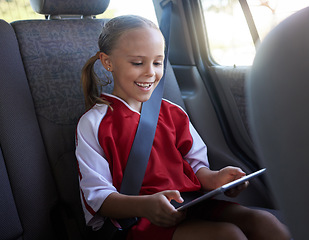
145, 64, 155, 77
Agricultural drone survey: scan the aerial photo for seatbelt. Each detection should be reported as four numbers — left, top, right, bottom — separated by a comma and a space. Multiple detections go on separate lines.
239, 0, 260, 48
120, 0, 173, 196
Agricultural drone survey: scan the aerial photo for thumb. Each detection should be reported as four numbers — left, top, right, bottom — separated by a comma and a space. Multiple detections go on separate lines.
163, 190, 184, 203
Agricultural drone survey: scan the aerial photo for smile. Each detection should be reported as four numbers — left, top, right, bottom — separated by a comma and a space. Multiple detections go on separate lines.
135, 82, 154, 89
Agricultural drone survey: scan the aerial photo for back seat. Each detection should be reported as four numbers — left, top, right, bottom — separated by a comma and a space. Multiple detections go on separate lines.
0, 19, 58, 240
0, 0, 185, 239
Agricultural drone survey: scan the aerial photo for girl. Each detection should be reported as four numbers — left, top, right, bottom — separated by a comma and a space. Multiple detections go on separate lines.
76, 15, 290, 240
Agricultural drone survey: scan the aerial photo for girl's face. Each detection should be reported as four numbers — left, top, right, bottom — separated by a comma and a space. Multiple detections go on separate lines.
100, 27, 165, 112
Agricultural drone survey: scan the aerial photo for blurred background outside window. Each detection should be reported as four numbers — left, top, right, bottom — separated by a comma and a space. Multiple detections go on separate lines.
202, 0, 309, 66
0, 0, 157, 23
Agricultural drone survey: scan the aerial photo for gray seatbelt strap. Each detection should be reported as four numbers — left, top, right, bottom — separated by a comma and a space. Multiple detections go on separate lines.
120, 0, 173, 196
239, 0, 260, 48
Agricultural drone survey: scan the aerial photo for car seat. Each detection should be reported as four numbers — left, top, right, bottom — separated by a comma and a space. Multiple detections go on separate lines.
247, 6, 309, 240
0, 0, 185, 239
0, 18, 61, 240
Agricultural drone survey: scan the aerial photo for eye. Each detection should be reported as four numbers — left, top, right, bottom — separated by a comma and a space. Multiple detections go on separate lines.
154, 61, 163, 66
131, 62, 143, 66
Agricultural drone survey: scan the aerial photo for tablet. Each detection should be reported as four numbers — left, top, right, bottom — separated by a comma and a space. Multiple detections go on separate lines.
176, 168, 266, 211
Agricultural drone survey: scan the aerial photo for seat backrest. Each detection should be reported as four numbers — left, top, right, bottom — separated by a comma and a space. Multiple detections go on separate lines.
12, 16, 112, 240
0, 19, 59, 240
10, 1, 112, 238
247, 7, 309, 240
6, 0, 185, 239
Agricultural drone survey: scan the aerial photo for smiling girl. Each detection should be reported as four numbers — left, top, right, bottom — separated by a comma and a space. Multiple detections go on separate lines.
76, 15, 290, 240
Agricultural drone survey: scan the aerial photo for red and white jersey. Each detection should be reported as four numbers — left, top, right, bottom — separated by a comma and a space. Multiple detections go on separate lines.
75, 93, 209, 230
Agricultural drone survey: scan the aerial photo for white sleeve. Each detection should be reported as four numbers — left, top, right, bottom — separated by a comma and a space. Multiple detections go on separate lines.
75, 104, 117, 229
184, 122, 210, 173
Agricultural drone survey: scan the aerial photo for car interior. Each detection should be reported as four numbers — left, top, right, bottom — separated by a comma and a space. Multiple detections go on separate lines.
247, 6, 309, 240
0, 0, 306, 239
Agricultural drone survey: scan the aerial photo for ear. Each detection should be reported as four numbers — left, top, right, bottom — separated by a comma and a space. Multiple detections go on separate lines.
99, 52, 113, 71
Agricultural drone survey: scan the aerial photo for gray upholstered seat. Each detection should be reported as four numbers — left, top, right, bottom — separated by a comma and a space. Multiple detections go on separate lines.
0, 19, 59, 240
0, 0, 185, 239
247, 7, 309, 240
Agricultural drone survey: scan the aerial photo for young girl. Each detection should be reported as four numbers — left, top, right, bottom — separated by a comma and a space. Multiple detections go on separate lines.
76, 15, 290, 240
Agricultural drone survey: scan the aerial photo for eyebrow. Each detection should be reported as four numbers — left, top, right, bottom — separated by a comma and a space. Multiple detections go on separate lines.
127, 55, 164, 58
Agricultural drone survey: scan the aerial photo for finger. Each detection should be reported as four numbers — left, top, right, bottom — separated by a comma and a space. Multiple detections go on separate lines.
163, 190, 184, 203
225, 188, 237, 197
229, 168, 246, 182
222, 166, 246, 180
232, 167, 246, 177
237, 181, 249, 191
160, 209, 186, 227
225, 181, 249, 197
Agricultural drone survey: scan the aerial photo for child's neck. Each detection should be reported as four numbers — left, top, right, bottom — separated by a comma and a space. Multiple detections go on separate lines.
111, 92, 142, 113
131, 102, 142, 113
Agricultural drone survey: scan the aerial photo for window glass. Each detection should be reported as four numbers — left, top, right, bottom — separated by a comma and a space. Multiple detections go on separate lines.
202, 0, 255, 66
0, 0, 157, 24
0, 0, 43, 22
98, 0, 158, 24
201, 0, 309, 66
249, 0, 308, 40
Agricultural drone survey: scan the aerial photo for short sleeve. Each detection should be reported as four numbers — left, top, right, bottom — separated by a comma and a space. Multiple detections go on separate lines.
75, 104, 117, 229
184, 122, 210, 173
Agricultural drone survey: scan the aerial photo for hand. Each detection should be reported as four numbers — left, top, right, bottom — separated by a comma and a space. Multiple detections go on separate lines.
141, 190, 186, 227
216, 166, 249, 197
225, 181, 249, 197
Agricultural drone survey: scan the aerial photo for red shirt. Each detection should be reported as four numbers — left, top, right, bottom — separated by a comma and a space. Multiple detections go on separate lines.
98, 94, 202, 195
76, 93, 209, 232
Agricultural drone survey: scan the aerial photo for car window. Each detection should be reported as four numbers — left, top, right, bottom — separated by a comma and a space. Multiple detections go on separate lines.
201, 0, 309, 66
98, 0, 158, 24
0, 0, 43, 22
0, 0, 157, 24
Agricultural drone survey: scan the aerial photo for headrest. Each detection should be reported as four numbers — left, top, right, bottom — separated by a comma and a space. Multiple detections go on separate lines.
247, 7, 309, 240
30, 0, 110, 16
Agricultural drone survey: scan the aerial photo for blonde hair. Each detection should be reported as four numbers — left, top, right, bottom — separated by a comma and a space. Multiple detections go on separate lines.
81, 15, 160, 110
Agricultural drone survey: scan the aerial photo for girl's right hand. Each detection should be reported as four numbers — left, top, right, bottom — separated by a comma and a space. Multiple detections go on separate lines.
141, 190, 186, 227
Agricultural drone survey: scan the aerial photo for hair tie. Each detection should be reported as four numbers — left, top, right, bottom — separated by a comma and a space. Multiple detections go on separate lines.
95, 51, 100, 59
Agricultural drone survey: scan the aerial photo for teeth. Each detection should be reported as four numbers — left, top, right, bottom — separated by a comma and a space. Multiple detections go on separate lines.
136, 82, 152, 88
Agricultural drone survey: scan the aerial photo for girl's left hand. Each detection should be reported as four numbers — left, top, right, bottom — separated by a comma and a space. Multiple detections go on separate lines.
224, 180, 249, 197
216, 166, 249, 197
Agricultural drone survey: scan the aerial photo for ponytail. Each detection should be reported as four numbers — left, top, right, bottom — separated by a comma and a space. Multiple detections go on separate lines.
81, 52, 111, 110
